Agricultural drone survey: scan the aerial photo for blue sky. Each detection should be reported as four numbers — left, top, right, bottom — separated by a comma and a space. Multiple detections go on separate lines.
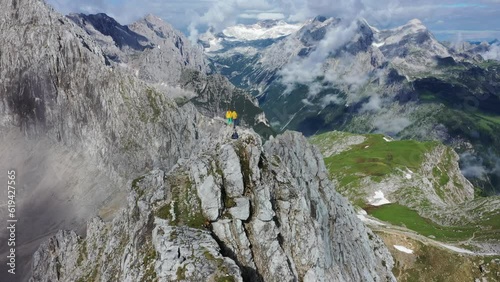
47, 0, 500, 42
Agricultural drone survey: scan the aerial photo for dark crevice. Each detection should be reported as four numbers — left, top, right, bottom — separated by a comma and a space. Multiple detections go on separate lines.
208, 228, 263, 282
257, 154, 269, 172
271, 194, 296, 280
310, 200, 317, 220
269, 192, 281, 228
215, 161, 230, 214
277, 233, 284, 247
236, 143, 252, 194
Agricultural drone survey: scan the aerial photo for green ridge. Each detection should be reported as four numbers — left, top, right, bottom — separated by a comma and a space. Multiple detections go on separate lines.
310, 132, 438, 187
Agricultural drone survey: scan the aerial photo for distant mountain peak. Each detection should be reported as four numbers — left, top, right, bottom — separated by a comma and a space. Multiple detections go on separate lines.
67, 13, 149, 51
399, 18, 427, 34
313, 15, 328, 23
407, 18, 424, 26
303, 15, 339, 28
141, 13, 169, 27
256, 19, 286, 28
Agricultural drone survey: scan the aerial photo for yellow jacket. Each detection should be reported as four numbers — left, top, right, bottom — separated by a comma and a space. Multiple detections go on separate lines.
231, 111, 238, 119
226, 111, 232, 119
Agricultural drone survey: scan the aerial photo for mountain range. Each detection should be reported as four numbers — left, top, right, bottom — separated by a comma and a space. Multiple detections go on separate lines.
202, 16, 500, 195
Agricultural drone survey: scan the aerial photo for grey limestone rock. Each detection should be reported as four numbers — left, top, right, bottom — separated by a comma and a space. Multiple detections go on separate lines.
0, 0, 224, 278
31, 127, 395, 282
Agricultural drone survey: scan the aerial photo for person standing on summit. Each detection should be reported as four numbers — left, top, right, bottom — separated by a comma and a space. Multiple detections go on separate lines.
231, 110, 238, 128
226, 109, 232, 126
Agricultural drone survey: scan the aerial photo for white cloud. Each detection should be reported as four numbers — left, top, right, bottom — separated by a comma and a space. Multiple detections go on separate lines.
462, 164, 488, 178
255, 12, 286, 20
373, 116, 411, 134
481, 43, 500, 60
278, 19, 360, 95
320, 94, 342, 108
360, 95, 382, 113
301, 98, 314, 106
459, 152, 500, 179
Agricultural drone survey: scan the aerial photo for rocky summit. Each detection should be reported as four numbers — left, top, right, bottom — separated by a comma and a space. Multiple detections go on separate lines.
31, 128, 395, 282
0, 0, 395, 281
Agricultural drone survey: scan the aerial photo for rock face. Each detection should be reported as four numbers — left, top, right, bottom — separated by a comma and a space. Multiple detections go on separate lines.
0, 0, 219, 279
31, 128, 395, 281
179, 69, 270, 132
68, 13, 208, 85
68, 12, 272, 134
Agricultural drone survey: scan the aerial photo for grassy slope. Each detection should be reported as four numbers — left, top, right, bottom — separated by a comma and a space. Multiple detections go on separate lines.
310, 130, 500, 241
310, 131, 437, 190
367, 204, 475, 241
311, 130, 500, 280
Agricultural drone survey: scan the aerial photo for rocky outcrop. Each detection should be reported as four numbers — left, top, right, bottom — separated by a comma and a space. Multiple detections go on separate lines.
125, 14, 209, 84
360, 144, 475, 216
31, 128, 395, 281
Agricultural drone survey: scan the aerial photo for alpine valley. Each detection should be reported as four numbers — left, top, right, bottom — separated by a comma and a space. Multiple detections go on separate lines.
0, 1, 499, 282
202, 16, 500, 195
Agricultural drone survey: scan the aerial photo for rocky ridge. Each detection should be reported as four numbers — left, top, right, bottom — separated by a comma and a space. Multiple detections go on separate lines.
68, 13, 208, 85
68, 12, 271, 132
31, 127, 396, 281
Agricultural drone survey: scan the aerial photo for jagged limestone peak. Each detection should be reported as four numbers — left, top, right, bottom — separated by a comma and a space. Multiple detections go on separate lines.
31, 127, 395, 281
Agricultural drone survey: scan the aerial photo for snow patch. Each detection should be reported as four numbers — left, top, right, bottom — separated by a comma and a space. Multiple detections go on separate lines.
372, 41, 385, 48
394, 245, 414, 254
369, 190, 391, 206
383, 19, 427, 46
383, 137, 392, 142
439, 244, 474, 254
223, 21, 303, 41
364, 145, 370, 149
405, 168, 413, 179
